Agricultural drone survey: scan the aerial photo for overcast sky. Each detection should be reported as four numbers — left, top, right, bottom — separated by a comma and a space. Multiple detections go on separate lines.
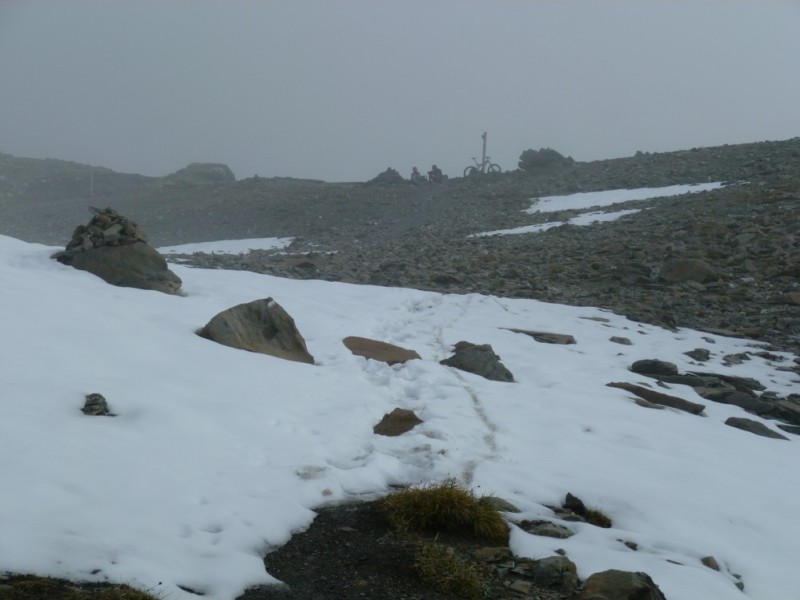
1, 1, 799, 182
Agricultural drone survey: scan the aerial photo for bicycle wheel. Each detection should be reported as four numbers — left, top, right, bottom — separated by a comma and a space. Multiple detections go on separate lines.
463, 166, 479, 177
487, 163, 502, 174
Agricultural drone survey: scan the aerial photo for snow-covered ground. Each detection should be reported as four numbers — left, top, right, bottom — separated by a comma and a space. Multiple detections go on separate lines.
159, 237, 294, 255
1, 188, 798, 600
474, 182, 723, 237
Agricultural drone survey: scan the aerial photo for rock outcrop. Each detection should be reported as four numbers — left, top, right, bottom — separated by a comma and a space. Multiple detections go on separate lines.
518, 147, 574, 171
161, 162, 235, 187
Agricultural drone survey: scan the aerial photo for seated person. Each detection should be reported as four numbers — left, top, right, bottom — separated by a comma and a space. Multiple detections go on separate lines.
428, 164, 443, 183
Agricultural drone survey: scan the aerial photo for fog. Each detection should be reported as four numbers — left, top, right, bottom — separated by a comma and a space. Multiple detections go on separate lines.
1, 1, 799, 182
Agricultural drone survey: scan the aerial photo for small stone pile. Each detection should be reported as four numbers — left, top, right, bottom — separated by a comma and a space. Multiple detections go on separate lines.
53, 206, 148, 262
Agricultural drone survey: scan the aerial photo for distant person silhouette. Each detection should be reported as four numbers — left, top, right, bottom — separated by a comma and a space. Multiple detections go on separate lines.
427, 164, 443, 183
410, 167, 426, 185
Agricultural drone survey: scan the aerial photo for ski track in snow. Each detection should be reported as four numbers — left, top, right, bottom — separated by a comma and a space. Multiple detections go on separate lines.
351, 292, 500, 487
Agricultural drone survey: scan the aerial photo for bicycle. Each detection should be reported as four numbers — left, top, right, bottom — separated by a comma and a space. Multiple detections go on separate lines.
463, 131, 502, 177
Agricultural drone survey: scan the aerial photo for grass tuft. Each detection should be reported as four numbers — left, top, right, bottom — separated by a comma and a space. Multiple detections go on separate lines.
0, 576, 161, 600
382, 478, 508, 544
413, 542, 485, 599
585, 507, 613, 528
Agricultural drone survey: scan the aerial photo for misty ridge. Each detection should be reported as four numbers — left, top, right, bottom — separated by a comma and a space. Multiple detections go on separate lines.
1, 136, 798, 246
2, 135, 799, 358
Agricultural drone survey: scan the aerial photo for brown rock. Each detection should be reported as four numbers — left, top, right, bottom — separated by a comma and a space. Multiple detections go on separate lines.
342, 336, 421, 365
373, 408, 423, 436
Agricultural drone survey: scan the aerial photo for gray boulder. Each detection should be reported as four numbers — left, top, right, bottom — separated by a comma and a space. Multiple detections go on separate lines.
573, 569, 668, 600
725, 417, 789, 440
440, 341, 514, 382
530, 555, 578, 593
607, 381, 706, 414
53, 207, 182, 294
199, 297, 315, 364
82, 393, 113, 416
64, 242, 182, 294
630, 359, 678, 376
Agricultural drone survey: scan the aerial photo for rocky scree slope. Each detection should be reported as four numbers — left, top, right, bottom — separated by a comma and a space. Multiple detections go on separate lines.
1, 139, 799, 355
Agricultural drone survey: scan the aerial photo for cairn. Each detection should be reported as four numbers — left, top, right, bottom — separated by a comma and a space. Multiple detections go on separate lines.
52, 206, 147, 262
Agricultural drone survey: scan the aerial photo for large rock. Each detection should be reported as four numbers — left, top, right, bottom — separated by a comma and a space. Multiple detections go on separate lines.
573, 569, 668, 600
630, 359, 678, 376
607, 381, 706, 414
530, 555, 578, 593
53, 207, 182, 294
440, 341, 514, 382
343, 336, 421, 365
64, 242, 182, 294
373, 408, 423, 436
199, 297, 315, 364
724, 417, 789, 440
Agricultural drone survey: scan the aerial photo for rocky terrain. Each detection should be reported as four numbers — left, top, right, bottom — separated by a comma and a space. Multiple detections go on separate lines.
3, 138, 798, 355
2, 139, 800, 599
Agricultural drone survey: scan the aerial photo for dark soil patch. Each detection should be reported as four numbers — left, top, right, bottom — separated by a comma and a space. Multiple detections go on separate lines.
237, 500, 469, 600
237, 500, 568, 600
0, 575, 160, 600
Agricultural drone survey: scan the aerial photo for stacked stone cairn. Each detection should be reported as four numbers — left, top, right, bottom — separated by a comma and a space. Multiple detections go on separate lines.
54, 206, 148, 259
53, 207, 182, 294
